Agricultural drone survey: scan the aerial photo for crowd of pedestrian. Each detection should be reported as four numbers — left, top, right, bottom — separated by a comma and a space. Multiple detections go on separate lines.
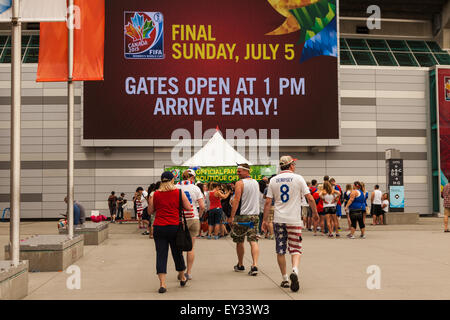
103, 177, 450, 238
57, 157, 450, 295
297, 177, 390, 238
114, 157, 397, 294
105, 174, 392, 242
145, 162, 388, 294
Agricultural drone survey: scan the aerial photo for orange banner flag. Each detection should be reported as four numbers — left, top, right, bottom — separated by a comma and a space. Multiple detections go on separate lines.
36, 0, 104, 82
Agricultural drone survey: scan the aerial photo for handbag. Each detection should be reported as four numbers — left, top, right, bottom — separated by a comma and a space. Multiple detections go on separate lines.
200, 210, 209, 232
201, 219, 209, 233
176, 189, 193, 251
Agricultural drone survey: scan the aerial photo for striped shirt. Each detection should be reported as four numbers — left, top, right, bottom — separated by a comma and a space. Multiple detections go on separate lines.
136, 199, 143, 216
176, 181, 204, 219
443, 184, 450, 208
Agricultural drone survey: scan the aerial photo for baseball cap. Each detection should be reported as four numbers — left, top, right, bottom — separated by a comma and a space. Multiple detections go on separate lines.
279, 155, 298, 166
161, 171, 175, 182
187, 169, 196, 177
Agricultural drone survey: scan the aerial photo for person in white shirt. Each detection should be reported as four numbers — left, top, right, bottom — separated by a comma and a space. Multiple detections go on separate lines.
228, 163, 260, 276
177, 169, 205, 280
258, 180, 267, 237
262, 156, 318, 292
134, 187, 146, 229
141, 189, 152, 235
371, 185, 383, 225
319, 181, 341, 238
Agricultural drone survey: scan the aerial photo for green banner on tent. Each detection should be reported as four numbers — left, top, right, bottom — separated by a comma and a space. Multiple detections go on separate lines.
166, 165, 277, 183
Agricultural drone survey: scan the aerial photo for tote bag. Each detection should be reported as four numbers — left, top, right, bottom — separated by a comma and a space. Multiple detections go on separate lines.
176, 189, 193, 251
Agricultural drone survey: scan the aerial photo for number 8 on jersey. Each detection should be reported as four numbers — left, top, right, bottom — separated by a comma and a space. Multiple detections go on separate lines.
280, 184, 290, 203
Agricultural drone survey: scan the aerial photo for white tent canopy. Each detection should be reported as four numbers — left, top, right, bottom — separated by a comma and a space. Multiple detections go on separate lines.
182, 131, 251, 167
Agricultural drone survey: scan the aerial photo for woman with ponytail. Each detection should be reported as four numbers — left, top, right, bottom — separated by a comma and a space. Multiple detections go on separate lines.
344, 181, 366, 239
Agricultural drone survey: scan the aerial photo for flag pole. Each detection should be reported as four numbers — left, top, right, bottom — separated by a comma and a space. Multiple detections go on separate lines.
67, 0, 74, 239
10, 0, 22, 266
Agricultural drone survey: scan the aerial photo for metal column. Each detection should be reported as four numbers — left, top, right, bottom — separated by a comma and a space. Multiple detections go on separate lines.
10, 0, 22, 266
67, 0, 75, 239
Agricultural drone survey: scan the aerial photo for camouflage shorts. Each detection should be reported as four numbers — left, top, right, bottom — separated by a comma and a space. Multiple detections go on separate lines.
231, 215, 259, 243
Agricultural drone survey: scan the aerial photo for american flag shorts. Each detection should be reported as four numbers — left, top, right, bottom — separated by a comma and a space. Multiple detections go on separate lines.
274, 223, 303, 255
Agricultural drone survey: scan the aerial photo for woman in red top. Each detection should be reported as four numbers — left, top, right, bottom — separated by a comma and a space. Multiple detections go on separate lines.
147, 171, 191, 294
312, 185, 325, 236
207, 183, 230, 239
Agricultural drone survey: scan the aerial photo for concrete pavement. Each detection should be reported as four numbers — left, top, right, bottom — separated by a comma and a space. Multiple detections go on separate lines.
0, 218, 449, 300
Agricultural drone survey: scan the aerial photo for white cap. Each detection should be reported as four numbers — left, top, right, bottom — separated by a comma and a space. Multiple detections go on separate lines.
279, 155, 298, 166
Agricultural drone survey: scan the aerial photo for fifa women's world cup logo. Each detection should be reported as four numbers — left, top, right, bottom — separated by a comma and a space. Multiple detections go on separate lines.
124, 11, 164, 59
267, 0, 337, 63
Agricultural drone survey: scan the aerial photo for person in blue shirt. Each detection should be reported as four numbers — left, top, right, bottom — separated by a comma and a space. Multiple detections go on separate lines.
344, 182, 366, 239
73, 203, 81, 225
361, 182, 369, 225
64, 197, 82, 225
75, 201, 86, 224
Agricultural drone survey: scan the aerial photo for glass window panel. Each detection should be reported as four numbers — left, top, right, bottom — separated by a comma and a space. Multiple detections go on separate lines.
3, 36, 11, 48
414, 53, 436, 67
21, 35, 31, 47
0, 48, 10, 63
372, 51, 398, 66
23, 48, 39, 63
407, 40, 430, 52
351, 50, 377, 65
339, 38, 348, 50
393, 52, 419, 67
387, 40, 409, 52
434, 53, 450, 65
0, 48, 26, 63
345, 38, 369, 50
0, 35, 9, 47
29, 35, 40, 47
366, 39, 389, 51
426, 41, 444, 53
339, 50, 355, 65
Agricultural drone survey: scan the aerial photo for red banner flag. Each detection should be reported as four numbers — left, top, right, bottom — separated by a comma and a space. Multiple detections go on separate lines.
36, 0, 104, 82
